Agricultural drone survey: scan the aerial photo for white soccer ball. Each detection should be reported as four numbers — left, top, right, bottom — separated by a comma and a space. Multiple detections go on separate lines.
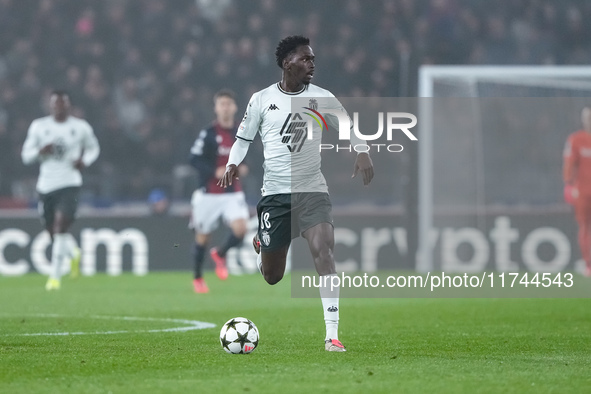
219, 317, 259, 354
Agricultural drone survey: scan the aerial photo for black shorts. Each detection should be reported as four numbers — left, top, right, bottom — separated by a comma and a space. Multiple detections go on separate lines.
38, 187, 80, 229
256, 192, 333, 251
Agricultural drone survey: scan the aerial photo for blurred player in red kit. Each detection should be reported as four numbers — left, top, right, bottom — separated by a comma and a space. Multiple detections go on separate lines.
563, 106, 591, 277
189, 89, 249, 293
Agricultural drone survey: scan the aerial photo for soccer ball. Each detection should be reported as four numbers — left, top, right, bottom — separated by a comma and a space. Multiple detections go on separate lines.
219, 317, 259, 354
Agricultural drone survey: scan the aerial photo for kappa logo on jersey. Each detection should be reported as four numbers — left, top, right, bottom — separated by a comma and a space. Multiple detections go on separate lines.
279, 113, 307, 152
268, 104, 279, 110
327, 306, 338, 312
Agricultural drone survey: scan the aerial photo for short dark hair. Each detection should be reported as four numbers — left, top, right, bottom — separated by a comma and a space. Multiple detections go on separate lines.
275, 35, 310, 69
214, 88, 236, 103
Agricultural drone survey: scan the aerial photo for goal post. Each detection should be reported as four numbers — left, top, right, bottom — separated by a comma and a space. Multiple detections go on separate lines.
417, 66, 591, 272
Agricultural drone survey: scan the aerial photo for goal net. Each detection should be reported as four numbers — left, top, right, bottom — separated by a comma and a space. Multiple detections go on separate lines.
417, 66, 591, 272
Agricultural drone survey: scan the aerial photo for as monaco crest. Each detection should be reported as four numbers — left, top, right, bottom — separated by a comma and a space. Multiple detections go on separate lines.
309, 99, 318, 111
261, 231, 271, 246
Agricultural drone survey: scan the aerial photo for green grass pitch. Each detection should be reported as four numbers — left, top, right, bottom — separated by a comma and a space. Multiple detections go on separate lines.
1, 272, 590, 393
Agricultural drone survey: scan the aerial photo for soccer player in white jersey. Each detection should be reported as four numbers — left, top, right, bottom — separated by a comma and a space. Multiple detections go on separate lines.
219, 36, 374, 352
21, 90, 100, 290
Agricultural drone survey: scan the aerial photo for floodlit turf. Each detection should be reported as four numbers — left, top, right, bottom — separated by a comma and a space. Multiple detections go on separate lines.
0, 273, 590, 394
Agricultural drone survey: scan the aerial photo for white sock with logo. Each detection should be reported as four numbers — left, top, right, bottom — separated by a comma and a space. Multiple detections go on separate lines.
319, 273, 340, 341
50, 234, 68, 280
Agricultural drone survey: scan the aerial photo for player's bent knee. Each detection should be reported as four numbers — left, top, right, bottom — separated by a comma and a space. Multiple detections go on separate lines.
52, 213, 73, 234
234, 226, 248, 238
263, 271, 284, 285
261, 248, 288, 285
231, 219, 248, 238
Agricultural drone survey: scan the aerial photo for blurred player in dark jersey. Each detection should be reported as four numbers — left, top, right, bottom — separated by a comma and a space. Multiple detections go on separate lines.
563, 106, 591, 277
189, 89, 249, 293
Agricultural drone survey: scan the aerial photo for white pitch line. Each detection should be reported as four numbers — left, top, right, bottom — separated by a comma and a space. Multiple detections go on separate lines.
0, 314, 216, 337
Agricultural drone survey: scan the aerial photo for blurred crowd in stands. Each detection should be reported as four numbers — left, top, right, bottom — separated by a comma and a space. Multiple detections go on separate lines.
0, 0, 590, 205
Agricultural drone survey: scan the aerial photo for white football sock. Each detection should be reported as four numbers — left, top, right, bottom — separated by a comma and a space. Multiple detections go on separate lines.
64, 233, 79, 258
319, 273, 340, 341
50, 234, 68, 280
256, 253, 263, 274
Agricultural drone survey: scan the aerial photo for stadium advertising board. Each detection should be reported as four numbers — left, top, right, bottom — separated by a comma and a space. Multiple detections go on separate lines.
0, 211, 582, 276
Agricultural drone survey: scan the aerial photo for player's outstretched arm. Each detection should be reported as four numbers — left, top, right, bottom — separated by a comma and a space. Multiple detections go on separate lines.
21, 121, 48, 164
217, 138, 251, 188
78, 123, 100, 169
352, 152, 374, 186
218, 164, 239, 188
